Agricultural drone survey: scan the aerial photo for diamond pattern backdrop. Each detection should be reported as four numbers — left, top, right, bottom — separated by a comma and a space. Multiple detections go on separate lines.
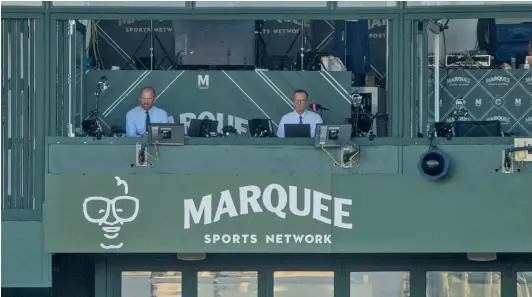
428, 69, 532, 136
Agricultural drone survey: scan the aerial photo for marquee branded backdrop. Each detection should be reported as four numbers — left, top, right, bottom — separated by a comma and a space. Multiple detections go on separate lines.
428, 68, 532, 136
92, 19, 388, 84
84, 70, 353, 135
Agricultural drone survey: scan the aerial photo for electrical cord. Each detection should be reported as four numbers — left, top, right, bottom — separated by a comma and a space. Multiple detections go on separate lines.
321, 145, 359, 167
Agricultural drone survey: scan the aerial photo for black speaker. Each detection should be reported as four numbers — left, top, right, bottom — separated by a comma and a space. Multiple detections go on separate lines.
417, 148, 450, 181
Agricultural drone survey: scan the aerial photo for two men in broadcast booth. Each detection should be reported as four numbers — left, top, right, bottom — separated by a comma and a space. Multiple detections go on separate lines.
125, 87, 322, 138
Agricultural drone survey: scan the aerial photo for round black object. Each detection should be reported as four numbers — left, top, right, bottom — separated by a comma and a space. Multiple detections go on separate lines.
417, 149, 450, 181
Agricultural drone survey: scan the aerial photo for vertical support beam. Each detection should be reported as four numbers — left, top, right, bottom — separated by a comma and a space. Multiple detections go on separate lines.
1, 19, 10, 209
410, 267, 426, 297
421, 23, 429, 135
35, 17, 45, 214
402, 18, 413, 139
11, 19, 21, 209
433, 32, 441, 122
502, 264, 517, 297
49, 17, 58, 136
387, 17, 404, 137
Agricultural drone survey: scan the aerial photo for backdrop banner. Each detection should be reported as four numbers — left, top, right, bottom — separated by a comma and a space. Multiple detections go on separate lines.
44, 173, 532, 253
428, 68, 532, 136
83, 70, 353, 135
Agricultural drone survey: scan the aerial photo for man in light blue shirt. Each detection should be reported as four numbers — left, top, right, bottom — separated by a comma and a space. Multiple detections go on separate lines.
277, 89, 323, 138
126, 87, 169, 137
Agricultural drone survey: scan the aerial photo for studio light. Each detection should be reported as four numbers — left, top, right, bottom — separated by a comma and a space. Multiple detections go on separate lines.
417, 148, 450, 181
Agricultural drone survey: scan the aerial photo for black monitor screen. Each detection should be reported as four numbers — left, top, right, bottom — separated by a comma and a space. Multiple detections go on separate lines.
248, 118, 273, 137
188, 119, 219, 137
285, 124, 311, 138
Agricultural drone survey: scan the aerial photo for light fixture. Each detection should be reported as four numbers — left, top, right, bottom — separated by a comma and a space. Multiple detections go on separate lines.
176, 253, 206, 261
417, 148, 450, 181
467, 253, 497, 262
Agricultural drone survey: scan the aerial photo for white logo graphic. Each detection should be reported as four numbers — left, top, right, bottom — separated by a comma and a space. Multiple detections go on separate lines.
82, 176, 139, 250
198, 74, 209, 90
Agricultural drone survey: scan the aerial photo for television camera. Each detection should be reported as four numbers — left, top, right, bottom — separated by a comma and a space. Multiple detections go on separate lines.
432, 97, 469, 140
346, 92, 386, 140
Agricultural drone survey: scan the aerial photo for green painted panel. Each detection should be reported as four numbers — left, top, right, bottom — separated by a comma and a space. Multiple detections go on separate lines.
45, 174, 337, 253
44, 172, 532, 254
2, 222, 51, 287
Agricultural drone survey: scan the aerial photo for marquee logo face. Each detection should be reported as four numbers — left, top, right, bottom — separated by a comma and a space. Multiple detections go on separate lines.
82, 176, 139, 250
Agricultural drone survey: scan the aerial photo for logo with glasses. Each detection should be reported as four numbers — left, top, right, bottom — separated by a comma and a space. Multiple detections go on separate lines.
82, 176, 139, 250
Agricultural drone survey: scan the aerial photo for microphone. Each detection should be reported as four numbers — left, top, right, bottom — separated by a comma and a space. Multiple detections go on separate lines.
310, 103, 330, 112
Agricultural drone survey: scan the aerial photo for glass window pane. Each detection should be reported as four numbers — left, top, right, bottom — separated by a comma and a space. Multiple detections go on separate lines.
350, 272, 410, 297
518, 272, 532, 297
195, 1, 327, 7
274, 271, 334, 297
2, 1, 41, 5
53, 1, 186, 6
198, 271, 258, 297
122, 271, 182, 297
338, 1, 397, 7
408, 1, 532, 5
427, 272, 501, 297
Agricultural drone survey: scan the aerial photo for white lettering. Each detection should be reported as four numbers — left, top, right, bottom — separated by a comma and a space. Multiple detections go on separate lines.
334, 198, 353, 229
475, 98, 482, 107
198, 111, 215, 121
485, 116, 510, 124
198, 74, 209, 89
515, 98, 522, 106
446, 77, 471, 85
262, 184, 288, 219
213, 190, 239, 223
265, 234, 332, 244
312, 190, 331, 225
239, 185, 263, 215
184, 195, 212, 229
184, 184, 353, 230
485, 76, 510, 84
125, 27, 173, 33
204, 234, 258, 244
288, 187, 311, 216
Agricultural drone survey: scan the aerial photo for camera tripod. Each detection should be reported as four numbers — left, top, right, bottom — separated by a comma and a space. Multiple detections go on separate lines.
283, 21, 325, 71
83, 77, 111, 140
123, 20, 177, 70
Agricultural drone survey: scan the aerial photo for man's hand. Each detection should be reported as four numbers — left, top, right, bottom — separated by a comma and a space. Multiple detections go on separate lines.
142, 132, 149, 137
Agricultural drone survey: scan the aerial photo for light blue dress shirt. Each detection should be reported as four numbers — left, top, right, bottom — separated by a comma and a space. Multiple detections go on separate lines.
276, 110, 323, 138
125, 106, 169, 137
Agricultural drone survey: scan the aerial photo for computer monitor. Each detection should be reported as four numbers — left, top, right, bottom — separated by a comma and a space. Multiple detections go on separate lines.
284, 124, 311, 138
314, 124, 352, 147
188, 119, 219, 137
148, 123, 185, 146
248, 118, 274, 137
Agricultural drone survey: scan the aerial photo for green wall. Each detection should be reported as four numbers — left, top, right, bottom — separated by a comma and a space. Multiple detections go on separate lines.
3, 0, 532, 290
43, 137, 532, 253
